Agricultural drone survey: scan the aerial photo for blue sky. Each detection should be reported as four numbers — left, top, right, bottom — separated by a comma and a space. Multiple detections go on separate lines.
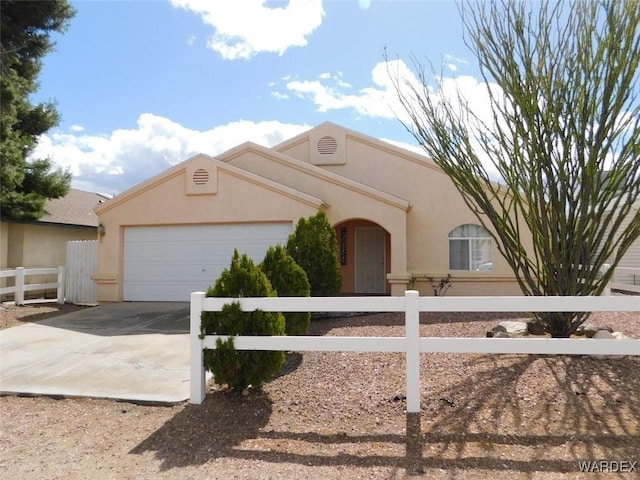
31, 0, 485, 195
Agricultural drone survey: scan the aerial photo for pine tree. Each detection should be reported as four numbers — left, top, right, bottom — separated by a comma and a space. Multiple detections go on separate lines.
286, 211, 342, 296
261, 245, 311, 335
201, 250, 286, 391
1, 1, 75, 220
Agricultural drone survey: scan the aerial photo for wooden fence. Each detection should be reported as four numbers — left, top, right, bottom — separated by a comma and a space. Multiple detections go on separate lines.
65, 240, 98, 304
0, 267, 65, 305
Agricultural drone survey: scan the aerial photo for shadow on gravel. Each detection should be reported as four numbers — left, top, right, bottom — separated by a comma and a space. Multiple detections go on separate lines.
130, 388, 406, 471
419, 354, 640, 474
130, 389, 273, 470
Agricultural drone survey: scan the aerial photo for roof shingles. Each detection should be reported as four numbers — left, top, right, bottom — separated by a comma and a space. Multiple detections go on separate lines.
39, 189, 109, 227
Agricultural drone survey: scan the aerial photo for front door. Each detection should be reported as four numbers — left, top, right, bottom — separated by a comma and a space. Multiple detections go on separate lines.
355, 226, 386, 294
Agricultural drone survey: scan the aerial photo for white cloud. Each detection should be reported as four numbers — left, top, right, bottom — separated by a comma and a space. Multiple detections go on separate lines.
170, 0, 325, 60
31, 115, 310, 194
443, 53, 468, 67
271, 91, 289, 100
69, 124, 85, 132
284, 59, 421, 120
282, 59, 499, 131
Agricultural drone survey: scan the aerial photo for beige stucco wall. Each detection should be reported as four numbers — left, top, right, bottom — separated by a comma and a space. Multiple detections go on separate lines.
278, 124, 533, 296
0, 222, 96, 298
0, 221, 8, 269
222, 147, 409, 279
4, 223, 96, 268
94, 156, 321, 302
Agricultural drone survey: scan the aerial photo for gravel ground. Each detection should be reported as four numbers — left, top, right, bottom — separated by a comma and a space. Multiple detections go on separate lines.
0, 304, 638, 479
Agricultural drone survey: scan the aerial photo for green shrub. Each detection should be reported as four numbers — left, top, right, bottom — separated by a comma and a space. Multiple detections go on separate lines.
201, 250, 285, 391
286, 211, 342, 296
261, 244, 311, 335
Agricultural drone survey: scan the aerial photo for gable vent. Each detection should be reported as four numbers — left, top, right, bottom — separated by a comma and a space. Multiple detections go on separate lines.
192, 168, 209, 185
317, 135, 338, 155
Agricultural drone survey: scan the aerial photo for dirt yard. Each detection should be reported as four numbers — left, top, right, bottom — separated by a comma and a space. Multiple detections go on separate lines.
1, 305, 638, 479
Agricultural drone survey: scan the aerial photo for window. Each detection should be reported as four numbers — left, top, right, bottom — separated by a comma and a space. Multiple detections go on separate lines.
448, 224, 493, 271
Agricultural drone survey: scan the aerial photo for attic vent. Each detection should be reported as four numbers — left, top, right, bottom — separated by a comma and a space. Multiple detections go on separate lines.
192, 169, 209, 185
317, 135, 338, 155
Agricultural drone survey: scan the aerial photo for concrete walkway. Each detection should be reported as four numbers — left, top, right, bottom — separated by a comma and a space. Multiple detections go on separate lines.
0, 303, 196, 405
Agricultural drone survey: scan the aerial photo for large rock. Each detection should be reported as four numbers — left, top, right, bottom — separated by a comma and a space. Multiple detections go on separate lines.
593, 330, 615, 339
526, 320, 545, 336
493, 331, 511, 338
498, 321, 528, 336
577, 323, 614, 338
593, 330, 624, 359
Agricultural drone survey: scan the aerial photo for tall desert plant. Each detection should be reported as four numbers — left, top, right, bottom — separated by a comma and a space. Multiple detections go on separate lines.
392, 0, 640, 337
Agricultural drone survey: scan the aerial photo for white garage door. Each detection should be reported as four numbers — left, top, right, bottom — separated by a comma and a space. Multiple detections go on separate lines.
123, 223, 292, 301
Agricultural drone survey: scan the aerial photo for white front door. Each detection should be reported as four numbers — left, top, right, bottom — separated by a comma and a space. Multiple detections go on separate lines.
355, 226, 386, 294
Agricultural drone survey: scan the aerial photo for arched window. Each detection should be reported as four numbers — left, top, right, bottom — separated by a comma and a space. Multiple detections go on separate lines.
448, 224, 493, 271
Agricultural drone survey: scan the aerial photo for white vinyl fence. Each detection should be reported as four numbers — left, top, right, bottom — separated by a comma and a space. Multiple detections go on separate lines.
190, 291, 640, 409
0, 267, 65, 305
65, 240, 98, 304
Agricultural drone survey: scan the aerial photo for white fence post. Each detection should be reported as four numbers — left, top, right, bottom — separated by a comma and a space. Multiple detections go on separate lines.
56, 266, 65, 304
190, 292, 206, 404
405, 290, 421, 413
15, 267, 24, 306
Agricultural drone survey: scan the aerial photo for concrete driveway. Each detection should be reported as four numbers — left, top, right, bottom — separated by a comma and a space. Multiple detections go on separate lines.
0, 303, 197, 404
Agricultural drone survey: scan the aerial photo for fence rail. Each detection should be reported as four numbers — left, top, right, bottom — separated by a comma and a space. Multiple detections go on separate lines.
190, 291, 640, 408
0, 266, 65, 305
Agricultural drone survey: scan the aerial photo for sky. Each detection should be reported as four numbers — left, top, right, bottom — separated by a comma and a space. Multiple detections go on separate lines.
30, 0, 488, 196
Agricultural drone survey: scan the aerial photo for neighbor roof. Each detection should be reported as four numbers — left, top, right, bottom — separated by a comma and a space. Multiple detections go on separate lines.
40, 189, 109, 227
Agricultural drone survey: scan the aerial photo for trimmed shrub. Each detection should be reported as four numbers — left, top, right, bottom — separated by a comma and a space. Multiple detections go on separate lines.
286, 211, 342, 297
201, 250, 285, 391
261, 244, 311, 335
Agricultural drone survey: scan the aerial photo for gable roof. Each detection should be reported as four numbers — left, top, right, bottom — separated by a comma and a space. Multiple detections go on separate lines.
95, 154, 326, 215
273, 121, 444, 174
219, 141, 412, 212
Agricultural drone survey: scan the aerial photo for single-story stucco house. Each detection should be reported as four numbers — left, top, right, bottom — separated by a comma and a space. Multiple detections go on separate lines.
1, 188, 105, 270
94, 122, 532, 302
1, 188, 106, 299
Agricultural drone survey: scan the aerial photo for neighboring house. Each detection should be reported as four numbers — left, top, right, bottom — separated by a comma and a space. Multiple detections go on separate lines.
605, 199, 640, 288
1, 189, 106, 270
95, 122, 531, 302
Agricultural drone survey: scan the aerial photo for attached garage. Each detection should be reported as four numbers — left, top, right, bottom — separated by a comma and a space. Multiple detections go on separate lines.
123, 223, 292, 301
94, 154, 323, 302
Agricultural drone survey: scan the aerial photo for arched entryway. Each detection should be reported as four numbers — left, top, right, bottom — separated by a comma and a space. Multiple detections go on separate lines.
334, 219, 391, 295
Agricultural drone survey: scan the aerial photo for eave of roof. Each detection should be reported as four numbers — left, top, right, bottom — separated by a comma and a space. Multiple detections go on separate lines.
95, 154, 326, 215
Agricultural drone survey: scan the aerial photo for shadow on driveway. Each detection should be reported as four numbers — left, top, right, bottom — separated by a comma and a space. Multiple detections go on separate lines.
0, 303, 193, 404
